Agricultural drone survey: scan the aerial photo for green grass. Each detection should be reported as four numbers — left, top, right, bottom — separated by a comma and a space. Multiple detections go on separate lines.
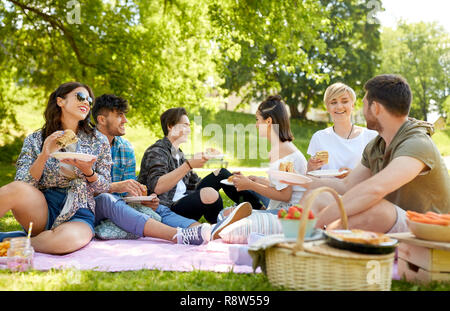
1, 105, 450, 291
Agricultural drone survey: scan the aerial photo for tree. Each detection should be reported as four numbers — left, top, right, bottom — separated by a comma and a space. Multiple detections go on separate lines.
379, 22, 450, 121
210, 0, 381, 119
0, 0, 219, 134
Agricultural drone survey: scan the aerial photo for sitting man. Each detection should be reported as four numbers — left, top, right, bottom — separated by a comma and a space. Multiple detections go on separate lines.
92, 94, 250, 244
296, 74, 450, 233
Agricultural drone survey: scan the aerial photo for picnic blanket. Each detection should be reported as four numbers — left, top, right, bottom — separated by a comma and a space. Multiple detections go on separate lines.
30, 237, 260, 273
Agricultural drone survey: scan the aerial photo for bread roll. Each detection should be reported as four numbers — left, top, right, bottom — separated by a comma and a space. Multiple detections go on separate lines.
279, 161, 294, 173
315, 151, 328, 164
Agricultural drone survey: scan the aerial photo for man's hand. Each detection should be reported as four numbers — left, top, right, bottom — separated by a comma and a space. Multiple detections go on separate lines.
336, 167, 351, 179
110, 179, 147, 196
187, 152, 209, 168
141, 194, 160, 211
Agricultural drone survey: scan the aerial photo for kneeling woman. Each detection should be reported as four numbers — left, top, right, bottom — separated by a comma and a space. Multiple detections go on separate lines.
0, 82, 111, 254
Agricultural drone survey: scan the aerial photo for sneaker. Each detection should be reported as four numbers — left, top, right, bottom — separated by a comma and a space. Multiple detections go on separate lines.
0, 230, 27, 242
211, 202, 252, 240
216, 204, 237, 223
175, 223, 212, 245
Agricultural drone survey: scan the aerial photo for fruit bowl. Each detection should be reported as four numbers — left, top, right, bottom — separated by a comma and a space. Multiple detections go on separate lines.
278, 205, 317, 239
406, 218, 450, 242
279, 218, 317, 239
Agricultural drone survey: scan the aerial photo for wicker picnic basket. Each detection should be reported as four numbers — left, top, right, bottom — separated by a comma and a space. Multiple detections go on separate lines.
265, 187, 395, 291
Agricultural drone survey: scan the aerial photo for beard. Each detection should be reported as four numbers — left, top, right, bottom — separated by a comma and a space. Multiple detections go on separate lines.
106, 122, 125, 137
364, 109, 383, 133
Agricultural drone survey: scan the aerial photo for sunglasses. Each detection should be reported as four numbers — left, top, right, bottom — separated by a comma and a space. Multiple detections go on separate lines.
75, 92, 93, 106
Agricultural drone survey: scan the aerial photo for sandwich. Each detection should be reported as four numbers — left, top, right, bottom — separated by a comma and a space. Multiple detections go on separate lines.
315, 151, 328, 164
279, 161, 294, 173
227, 175, 235, 183
56, 129, 78, 149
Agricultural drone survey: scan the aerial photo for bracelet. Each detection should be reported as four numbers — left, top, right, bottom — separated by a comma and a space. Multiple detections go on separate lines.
185, 160, 193, 170
83, 169, 95, 178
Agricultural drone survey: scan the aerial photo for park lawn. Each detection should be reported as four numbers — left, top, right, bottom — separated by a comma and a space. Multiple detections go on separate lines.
0, 168, 449, 291
1, 106, 450, 291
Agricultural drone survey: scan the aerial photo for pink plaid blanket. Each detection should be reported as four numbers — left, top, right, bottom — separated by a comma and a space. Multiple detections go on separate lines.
31, 237, 260, 273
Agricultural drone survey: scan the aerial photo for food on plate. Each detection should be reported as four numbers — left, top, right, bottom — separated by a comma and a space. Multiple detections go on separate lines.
327, 229, 392, 245
278, 205, 314, 220
227, 175, 235, 183
0, 241, 10, 257
56, 129, 78, 149
406, 210, 450, 226
279, 161, 294, 173
314, 151, 329, 164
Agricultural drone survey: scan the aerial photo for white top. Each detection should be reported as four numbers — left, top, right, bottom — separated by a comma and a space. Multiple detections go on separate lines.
267, 149, 308, 210
307, 127, 378, 170
173, 154, 187, 201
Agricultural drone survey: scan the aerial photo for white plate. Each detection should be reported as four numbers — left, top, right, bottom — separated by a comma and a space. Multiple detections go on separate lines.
123, 194, 157, 203
220, 179, 234, 186
51, 152, 97, 162
307, 169, 348, 178
267, 170, 312, 185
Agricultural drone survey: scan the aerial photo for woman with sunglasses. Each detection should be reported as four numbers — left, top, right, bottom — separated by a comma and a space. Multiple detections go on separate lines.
0, 82, 112, 254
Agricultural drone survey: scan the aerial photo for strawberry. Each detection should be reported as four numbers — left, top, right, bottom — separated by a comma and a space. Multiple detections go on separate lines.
308, 210, 315, 220
293, 210, 301, 219
278, 209, 288, 219
288, 206, 298, 214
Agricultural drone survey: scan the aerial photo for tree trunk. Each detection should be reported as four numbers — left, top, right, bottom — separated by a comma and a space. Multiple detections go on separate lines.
288, 102, 302, 119
421, 102, 428, 121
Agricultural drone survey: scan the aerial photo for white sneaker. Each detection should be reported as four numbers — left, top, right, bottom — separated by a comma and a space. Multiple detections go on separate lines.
211, 202, 252, 240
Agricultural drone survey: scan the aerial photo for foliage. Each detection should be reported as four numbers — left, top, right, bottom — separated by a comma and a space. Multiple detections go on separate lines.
0, 0, 219, 133
211, 0, 381, 119
379, 22, 450, 121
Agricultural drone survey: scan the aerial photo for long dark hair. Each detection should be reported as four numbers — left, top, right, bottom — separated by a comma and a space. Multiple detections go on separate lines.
41, 82, 95, 144
257, 95, 294, 142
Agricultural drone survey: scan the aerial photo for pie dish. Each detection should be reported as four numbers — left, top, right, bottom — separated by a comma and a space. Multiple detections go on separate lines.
324, 229, 398, 254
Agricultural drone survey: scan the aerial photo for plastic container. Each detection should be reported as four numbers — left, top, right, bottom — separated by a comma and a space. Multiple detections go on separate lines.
6, 237, 34, 272
279, 218, 317, 239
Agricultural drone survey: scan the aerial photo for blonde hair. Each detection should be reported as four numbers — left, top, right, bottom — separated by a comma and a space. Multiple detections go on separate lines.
323, 83, 356, 105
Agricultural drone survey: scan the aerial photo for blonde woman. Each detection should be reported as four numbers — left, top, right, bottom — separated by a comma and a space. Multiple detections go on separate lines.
307, 83, 378, 177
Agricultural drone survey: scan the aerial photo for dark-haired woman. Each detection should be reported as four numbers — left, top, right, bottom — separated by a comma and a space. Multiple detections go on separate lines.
0, 82, 111, 254
231, 95, 307, 211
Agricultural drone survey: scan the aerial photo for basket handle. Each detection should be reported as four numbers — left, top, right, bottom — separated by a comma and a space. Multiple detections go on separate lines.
292, 187, 348, 253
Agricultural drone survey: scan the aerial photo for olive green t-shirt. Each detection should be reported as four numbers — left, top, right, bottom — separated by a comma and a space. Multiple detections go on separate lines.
361, 119, 450, 214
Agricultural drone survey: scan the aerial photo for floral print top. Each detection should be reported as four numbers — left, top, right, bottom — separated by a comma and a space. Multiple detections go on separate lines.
15, 129, 112, 228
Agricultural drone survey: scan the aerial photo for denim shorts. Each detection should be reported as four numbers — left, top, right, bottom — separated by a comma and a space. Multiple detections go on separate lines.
43, 188, 95, 234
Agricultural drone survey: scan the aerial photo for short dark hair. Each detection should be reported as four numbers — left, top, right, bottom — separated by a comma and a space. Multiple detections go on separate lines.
257, 95, 293, 142
364, 74, 412, 116
160, 107, 188, 136
92, 94, 129, 124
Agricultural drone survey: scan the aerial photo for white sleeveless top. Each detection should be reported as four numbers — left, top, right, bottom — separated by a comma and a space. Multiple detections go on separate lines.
267, 149, 307, 210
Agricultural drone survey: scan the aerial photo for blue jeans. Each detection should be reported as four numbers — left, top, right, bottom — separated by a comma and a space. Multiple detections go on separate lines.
94, 193, 196, 237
